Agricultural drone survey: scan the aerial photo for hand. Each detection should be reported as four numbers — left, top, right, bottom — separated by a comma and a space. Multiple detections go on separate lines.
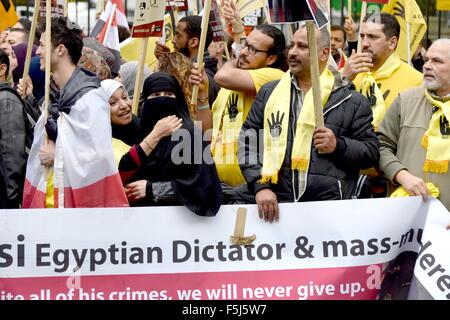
208, 41, 225, 60
394, 170, 430, 201
189, 63, 209, 98
313, 127, 337, 154
151, 115, 183, 140
341, 50, 373, 80
154, 41, 171, 60
222, 0, 241, 27
125, 180, 147, 203
255, 189, 279, 223
39, 141, 55, 166
17, 77, 33, 99
344, 17, 358, 42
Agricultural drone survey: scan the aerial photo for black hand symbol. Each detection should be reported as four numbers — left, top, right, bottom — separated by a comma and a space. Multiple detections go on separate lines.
378, 83, 390, 101
367, 83, 377, 107
440, 115, 450, 135
227, 93, 239, 121
267, 111, 285, 138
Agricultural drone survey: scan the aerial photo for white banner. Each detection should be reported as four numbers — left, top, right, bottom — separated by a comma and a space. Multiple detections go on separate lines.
0, 198, 449, 300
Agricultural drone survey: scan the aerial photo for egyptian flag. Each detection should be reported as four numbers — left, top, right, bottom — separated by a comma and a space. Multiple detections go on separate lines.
0, 0, 18, 31
91, 1, 122, 75
22, 87, 129, 208
91, 0, 128, 37
267, 0, 328, 29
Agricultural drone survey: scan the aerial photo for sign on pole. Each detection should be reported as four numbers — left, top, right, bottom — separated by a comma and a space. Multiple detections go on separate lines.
131, 0, 166, 115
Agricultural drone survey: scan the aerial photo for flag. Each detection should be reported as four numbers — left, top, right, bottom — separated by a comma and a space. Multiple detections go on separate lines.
22, 87, 129, 208
111, 0, 129, 29
91, 1, 121, 75
120, 14, 174, 70
267, 0, 328, 29
0, 0, 18, 31
337, 49, 347, 70
236, 0, 265, 18
382, 0, 427, 62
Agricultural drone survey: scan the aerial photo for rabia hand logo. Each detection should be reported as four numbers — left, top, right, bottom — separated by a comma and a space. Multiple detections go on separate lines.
227, 93, 239, 121
267, 111, 285, 139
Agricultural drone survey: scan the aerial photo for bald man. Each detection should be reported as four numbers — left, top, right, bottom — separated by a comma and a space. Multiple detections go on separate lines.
379, 39, 450, 211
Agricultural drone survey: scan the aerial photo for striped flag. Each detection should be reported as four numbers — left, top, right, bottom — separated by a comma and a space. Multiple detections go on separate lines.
91, 0, 128, 37
0, 0, 18, 32
22, 87, 129, 208
91, 1, 121, 75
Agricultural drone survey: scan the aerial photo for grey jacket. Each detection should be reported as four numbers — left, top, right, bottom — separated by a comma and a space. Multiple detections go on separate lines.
378, 85, 450, 211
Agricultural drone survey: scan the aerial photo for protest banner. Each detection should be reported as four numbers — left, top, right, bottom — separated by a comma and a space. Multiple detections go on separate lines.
1, 198, 449, 300
130, 0, 166, 114
166, 0, 189, 11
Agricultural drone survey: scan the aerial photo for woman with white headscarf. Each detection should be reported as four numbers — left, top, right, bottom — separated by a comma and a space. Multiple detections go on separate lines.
101, 79, 181, 207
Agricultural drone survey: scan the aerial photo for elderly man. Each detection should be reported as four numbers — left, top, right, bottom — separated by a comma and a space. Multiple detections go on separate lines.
238, 24, 379, 223
378, 39, 450, 211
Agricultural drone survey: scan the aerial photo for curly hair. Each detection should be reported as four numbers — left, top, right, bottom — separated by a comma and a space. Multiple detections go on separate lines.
157, 52, 195, 119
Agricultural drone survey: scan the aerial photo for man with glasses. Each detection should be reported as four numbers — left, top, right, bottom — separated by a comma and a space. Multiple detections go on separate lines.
190, 24, 287, 204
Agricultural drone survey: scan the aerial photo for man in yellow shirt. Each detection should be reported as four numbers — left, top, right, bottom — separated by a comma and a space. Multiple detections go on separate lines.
190, 24, 286, 203
342, 13, 423, 197
342, 13, 423, 131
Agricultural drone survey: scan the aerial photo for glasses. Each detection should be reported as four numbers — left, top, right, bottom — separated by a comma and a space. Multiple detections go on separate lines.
240, 38, 269, 55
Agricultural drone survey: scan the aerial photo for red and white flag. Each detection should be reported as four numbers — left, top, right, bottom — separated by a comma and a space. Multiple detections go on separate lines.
91, 0, 128, 37
91, 1, 122, 74
22, 87, 129, 208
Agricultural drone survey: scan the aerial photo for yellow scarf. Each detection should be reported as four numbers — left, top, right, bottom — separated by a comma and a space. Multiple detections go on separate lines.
211, 90, 244, 149
422, 89, 450, 174
390, 182, 440, 198
211, 90, 246, 186
359, 52, 401, 131
260, 68, 335, 184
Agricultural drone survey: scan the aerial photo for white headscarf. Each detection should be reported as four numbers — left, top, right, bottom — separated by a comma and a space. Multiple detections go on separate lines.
101, 79, 125, 100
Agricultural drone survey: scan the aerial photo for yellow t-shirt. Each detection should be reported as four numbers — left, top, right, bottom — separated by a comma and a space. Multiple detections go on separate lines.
353, 60, 423, 111
212, 67, 285, 187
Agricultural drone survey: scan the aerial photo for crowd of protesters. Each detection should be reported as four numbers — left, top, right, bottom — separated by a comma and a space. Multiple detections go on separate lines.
0, 1, 449, 219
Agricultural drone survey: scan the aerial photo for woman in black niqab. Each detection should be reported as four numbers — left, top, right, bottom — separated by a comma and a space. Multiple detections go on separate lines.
119, 72, 222, 216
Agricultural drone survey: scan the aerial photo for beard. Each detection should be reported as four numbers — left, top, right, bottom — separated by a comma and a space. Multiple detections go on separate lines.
178, 43, 190, 58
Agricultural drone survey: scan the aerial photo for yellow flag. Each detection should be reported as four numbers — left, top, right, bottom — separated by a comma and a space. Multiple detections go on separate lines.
0, 0, 18, 32
120, 14, 174, 70
236, 0, 265, 18
382, 0, 427, 63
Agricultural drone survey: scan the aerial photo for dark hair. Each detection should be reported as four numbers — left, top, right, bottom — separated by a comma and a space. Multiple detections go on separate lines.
331, 25, 346, 43
15, 18, 41, 46
118, 25, 130, 43
0, 48, 9, 74
39, 17, 84, 65
363, 13, 400, 40
179, 15, 213, 49
254, 24, 287, 71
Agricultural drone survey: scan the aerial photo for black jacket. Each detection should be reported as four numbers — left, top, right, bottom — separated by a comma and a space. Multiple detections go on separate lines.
0, 83, 28, 208
238, 71, 380, 202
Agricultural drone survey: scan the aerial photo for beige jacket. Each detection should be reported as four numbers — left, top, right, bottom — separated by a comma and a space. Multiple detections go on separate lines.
378, 85, 450, 211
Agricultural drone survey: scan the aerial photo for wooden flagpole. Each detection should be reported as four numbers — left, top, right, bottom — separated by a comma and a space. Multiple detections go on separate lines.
20, 0, 40, 99
131, 38, 149, 115
306, 21, 324, 128
357, 1, 367, 53
191, 0, 213, 107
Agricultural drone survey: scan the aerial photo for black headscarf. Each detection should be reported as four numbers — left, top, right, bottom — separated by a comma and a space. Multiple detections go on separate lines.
140, 72, 193, 138
138, 72, 222, 216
